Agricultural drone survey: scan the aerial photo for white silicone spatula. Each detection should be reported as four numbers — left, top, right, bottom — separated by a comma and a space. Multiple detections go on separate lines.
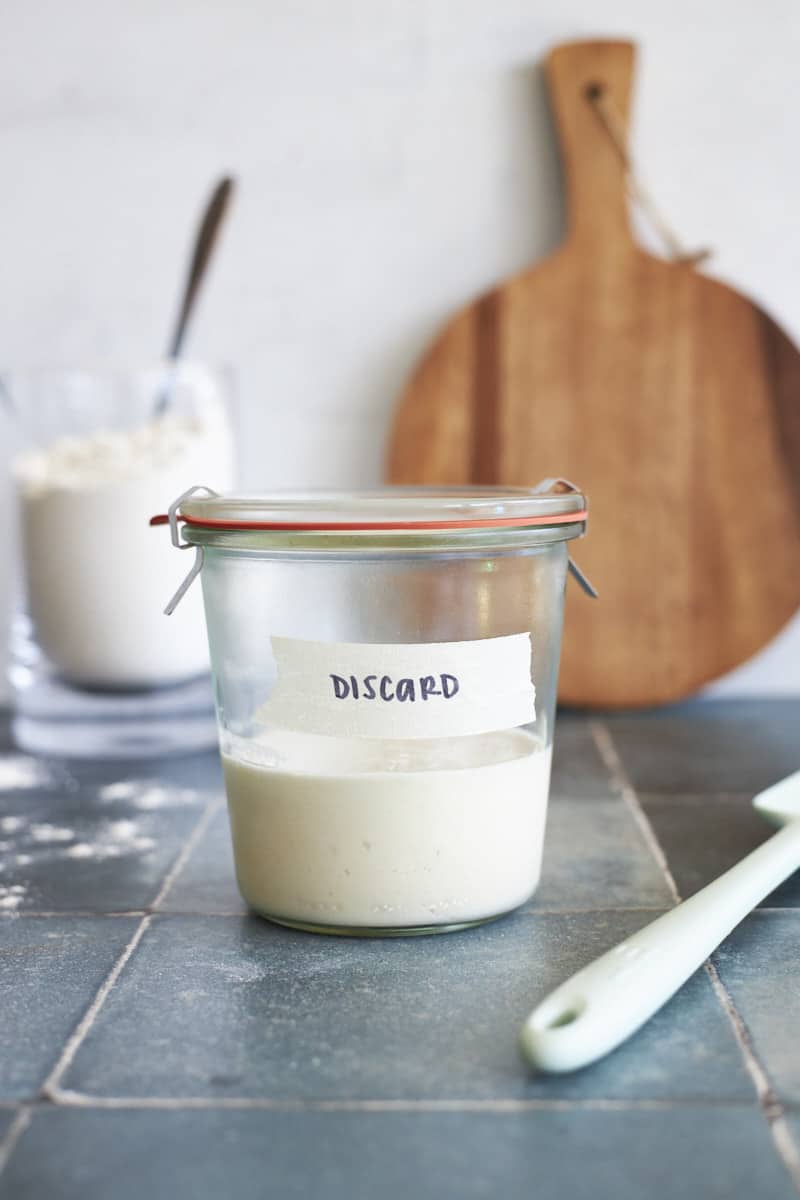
520, 770, 800, 1074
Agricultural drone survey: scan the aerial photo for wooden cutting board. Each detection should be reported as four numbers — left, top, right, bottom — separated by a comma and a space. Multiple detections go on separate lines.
387, 38, 800, 708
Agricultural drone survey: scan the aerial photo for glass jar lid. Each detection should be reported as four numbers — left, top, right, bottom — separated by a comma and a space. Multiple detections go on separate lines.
156, 482, 587, 535
153, 481, 594, 616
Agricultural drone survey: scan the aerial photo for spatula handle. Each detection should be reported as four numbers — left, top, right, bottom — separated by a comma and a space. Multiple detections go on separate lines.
520, 819, 800, 1073
545, 39, 636, 248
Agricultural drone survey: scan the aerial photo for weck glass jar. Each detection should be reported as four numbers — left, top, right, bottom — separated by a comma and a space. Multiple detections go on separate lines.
159, 484, 588, 936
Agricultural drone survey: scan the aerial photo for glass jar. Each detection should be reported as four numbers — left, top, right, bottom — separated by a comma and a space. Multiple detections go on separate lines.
162, 485, 588, 936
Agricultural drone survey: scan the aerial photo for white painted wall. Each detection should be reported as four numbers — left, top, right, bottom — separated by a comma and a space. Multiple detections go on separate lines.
1, 0, 798, 697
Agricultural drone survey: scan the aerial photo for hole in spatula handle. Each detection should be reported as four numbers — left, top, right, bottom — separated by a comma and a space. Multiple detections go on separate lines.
547, 1007, 582, 1030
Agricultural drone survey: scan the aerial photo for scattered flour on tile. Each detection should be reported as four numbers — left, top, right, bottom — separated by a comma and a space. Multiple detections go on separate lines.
0, 817, 26, 834
0, 757, 50, 790
64, 832, 156, 860
62, 819, 157, 861
0, 771, 190, 872
177, 989, 211, 1004
30, 824, 75, 843
105, 819, 139, 839
98, 781, 139, 802
0, 884, 27, 911
1, 811, 156, 866
62, 843, 96, 859
207, 962, 267, 985
98, 781, 199, 810
65, 842, 121, 860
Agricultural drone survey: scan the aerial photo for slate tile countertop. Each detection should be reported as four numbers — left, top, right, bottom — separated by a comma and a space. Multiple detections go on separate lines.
1, 700, 799, 1199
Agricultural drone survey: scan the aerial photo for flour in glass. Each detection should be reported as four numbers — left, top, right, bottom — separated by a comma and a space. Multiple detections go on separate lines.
14, 396, 234, 688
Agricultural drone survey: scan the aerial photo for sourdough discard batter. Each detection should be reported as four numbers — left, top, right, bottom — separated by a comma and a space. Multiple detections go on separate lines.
223, 728, 551, 930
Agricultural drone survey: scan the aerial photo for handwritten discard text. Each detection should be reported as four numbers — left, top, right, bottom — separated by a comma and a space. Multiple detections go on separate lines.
330, 673, 459, 703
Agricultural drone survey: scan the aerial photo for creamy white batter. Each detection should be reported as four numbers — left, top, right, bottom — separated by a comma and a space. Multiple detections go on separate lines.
222, 728, 551, 930
15, 397, 234, 688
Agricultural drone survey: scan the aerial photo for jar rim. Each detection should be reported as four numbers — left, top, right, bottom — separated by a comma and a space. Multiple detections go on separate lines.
158, 484, 587, 535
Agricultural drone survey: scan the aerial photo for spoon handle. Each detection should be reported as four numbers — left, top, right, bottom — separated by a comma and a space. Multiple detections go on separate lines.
167, 176, 235, 360
520, 819, 800, 1074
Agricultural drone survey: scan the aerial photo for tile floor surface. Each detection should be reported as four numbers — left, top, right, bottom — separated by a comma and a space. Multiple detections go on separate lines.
0, 701, 799, 1198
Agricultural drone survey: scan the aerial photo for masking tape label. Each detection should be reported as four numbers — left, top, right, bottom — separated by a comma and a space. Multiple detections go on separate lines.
263, 633, 536, 739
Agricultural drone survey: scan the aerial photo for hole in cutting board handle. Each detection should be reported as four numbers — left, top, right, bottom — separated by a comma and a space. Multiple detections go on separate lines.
584, 81, 605, 101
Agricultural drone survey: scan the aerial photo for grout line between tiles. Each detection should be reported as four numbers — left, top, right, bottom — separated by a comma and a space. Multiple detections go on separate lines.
151, 794, 225, 910
1, 906, 680, 920
39, 917, 153, 1105
26, 1091, 770, 1114
591, 720, 800, 1195
13, 906, 798, 922
0, 911, 147, 920
0, 1108, 32, 1176
30, 796, 222, 1130
590, 722, 680, 903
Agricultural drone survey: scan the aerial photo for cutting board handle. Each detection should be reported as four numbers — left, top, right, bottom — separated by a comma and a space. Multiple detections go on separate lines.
545, 39, 636, 248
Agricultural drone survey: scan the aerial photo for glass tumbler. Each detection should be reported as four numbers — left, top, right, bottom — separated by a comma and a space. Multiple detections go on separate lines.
4, 363, 236, 758
158, 485, 588, 936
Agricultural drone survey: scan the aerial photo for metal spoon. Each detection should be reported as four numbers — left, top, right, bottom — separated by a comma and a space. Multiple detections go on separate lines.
520, 769, 800, 1073
155, 175, 235, 415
